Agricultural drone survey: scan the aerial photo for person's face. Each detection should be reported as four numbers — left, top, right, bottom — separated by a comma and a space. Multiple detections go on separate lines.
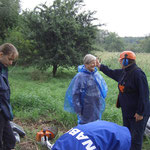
0, 52, 16, 67
85, 60, 96, 72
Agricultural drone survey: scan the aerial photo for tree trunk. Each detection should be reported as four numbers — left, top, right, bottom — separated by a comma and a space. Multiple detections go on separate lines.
52, 64, 58, 77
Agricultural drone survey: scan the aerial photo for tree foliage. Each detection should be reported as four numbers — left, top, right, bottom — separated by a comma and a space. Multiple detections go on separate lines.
22, 0, 99, 76
4, 27, 36, 65
122, 36, 150, 53
140, 36, 150, 53
104, 32, 125, 52
95, 30, 125, 52
0, 0, 20, 41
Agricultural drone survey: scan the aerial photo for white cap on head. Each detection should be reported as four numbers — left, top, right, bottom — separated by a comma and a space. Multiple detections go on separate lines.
83, 54, 96, 64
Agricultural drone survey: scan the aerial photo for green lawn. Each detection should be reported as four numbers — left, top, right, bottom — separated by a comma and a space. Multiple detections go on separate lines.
9, 52, 150, 149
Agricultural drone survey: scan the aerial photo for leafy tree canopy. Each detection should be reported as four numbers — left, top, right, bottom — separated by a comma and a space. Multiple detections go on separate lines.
140, 36, 150, 53
0, 0, 20, 41
22, 0, 100, 76
95, 30, 125, 52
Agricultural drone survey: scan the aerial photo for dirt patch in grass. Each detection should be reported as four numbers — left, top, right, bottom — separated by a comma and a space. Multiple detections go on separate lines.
13, 118, 68, 150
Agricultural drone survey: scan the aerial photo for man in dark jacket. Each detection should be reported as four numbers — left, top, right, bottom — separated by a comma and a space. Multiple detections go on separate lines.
96, 51, 150, 150
0, 43, 19, 150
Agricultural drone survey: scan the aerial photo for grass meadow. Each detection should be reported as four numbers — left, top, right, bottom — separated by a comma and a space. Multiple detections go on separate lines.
9, 52, 150, 149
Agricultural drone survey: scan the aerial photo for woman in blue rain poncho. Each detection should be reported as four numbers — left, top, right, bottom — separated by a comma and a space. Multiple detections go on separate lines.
64, 54, 107, 124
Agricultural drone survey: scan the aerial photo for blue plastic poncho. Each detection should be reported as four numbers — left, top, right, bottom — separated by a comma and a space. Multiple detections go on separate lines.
52, 120, 131, 150
64, 65, 108, 124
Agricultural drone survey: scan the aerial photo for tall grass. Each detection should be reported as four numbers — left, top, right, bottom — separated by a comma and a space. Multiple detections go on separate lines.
9, 52, 150, 149
10, 66, 77, 129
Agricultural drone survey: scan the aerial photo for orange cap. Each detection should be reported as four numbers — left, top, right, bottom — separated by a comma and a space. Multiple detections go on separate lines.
119, 51, 136, 60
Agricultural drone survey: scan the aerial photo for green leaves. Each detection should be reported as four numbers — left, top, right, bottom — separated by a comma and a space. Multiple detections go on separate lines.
0, 0, 20, 40
23, 0, 99, 76
95, 30, 125, 52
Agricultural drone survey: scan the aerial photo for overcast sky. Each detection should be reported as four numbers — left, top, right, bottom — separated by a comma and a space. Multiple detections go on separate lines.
20, 0, 150, 37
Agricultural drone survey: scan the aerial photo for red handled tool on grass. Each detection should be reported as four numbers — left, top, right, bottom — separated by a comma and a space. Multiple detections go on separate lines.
36, 127, 57, 149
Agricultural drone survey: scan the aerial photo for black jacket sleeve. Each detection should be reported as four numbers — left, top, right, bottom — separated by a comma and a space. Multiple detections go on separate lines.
100, 64, 123, 82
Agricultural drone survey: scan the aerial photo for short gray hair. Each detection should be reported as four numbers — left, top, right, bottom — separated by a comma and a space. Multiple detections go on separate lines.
83, 54, 96, 64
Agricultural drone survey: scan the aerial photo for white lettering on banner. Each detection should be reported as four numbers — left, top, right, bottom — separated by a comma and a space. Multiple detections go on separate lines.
68, 128, 96, 150
76, 132, 88, 140
69, 128, 80, 136
82, 140, 96, 150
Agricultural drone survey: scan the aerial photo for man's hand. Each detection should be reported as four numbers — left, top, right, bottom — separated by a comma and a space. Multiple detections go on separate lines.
96, 58, 101, 68
134, 113, 143, 122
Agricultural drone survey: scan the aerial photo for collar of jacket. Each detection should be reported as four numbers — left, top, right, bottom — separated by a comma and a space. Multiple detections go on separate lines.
0, 62, 8, 75
78, 65, 97, 74
124, 63, 137, 72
